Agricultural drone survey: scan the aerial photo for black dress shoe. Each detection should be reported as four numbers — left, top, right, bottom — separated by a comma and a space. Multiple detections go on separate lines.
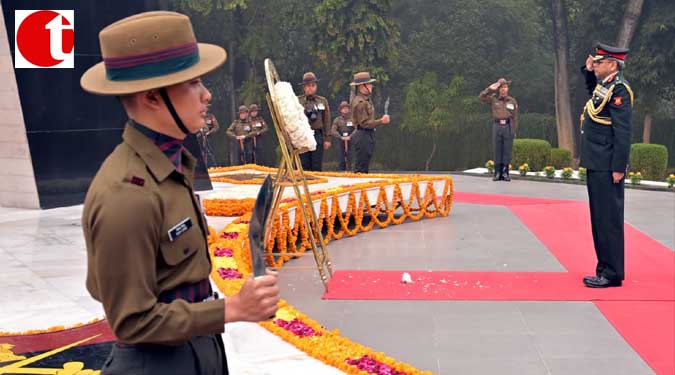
493, 163, 502, 181
503, 166, 511, 181
583, 276, 622, 288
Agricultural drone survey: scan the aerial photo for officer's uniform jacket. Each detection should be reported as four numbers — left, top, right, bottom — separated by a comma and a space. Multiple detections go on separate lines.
579, 68, 634, 172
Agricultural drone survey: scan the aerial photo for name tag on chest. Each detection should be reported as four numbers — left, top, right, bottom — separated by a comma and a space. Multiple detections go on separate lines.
317, 103, 325, 111
346, 121, 353, 127
506, 103, 515, 110
168, 217, 193, 242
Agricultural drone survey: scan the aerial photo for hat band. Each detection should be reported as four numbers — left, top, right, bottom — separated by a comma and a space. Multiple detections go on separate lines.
104, 42, 200, 82
354, 77, 373, 84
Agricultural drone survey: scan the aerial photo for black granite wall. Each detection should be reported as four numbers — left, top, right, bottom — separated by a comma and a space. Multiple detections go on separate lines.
2, 0, 213, 208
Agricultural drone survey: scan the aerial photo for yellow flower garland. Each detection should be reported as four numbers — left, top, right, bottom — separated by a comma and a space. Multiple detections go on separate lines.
208, 216, 438, 375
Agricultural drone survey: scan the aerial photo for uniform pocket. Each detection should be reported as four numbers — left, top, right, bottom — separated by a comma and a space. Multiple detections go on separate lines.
159, 227, 200, 266
586, 131, 608, 145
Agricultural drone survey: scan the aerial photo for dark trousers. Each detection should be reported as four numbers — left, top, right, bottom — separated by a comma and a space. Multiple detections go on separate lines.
300, 130, 324, 171
335, 138, 352, 171
352, 129, 375, 173
231, 138, 254, 165
493, 122, 514, 165
102, 335, 228, 375
587, 170, 625, 281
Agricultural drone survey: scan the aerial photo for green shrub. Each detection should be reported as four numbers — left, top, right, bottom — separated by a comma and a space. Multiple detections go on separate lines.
513, 139, 552, 171
630, 144, 668, 180
550, 148, 573, 168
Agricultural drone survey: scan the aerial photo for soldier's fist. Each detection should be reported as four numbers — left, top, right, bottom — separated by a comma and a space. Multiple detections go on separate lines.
324, 141, 331, 150
381, 115, 391, 124
225, 269, 280, 323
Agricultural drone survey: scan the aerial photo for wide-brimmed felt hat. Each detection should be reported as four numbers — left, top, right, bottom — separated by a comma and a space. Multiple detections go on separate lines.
350, 72, 377, 86
81, 11, 227, 96
298, 72, 319, 86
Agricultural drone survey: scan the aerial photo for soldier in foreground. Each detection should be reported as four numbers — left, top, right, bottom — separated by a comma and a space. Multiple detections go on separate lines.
579, 43, 633, 288
80, 11, 279, 374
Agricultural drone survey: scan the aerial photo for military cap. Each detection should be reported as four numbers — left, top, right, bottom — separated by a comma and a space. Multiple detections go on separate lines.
593, 43, 629, 62
249, 104, 260, 112
339, 101, 350, 110
350, 71, 377, 86
238, 105, 249, 113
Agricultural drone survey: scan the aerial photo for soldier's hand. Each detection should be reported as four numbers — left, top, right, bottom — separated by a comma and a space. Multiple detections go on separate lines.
324, 141, 331, 150
586, 55, 595, 71
342, 136, 350, 141
612, 172, 625, 184
489, 82, 501, 91
236, 135, 245, 140
381, 115, 391, 124
225, 269, 279, 323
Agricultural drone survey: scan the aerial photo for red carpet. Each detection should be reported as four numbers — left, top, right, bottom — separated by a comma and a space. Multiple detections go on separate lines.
324, 191, 675, 374
323, 270, 674, 301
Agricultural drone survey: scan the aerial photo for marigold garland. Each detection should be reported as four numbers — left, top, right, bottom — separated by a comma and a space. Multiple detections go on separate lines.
208, 219, 438, 375
0, 318, 104, 337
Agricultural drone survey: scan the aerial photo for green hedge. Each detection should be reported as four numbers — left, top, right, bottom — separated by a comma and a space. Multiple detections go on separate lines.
513, 139, 552, 171
550, 148, 573, 168
630, 143, 668, 180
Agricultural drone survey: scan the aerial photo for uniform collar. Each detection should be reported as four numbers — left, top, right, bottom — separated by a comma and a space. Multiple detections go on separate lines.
602, 71, 619, 84
357, 92, 371, 101
123, 121, 197, 183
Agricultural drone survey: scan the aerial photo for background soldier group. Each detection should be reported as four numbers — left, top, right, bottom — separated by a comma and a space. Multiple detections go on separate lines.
226, 103, 268, 165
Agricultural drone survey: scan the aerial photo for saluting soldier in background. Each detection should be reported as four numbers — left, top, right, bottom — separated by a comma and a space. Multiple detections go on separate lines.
331, 101, 355, 171
80, 11, 279, 375
479, 78, 518, 181
350, 72, 390, 173
580, 43, 633, 288
226, 105, 254, 165
248, 103, 268, 164
298, 72, 331, 171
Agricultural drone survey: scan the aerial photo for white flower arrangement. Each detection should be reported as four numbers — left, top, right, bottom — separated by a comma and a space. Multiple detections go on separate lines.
273, 81, 317, 151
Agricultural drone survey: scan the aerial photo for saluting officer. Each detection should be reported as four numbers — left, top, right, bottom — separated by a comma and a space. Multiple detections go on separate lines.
350, 72, 390, 173
479, 78, 519, 181
226, 105, 255, 165
80, 12, 279, 374
248, 103, 268, 164
298, 72, 331, 171
580, 43, 634, 288
331, 101, 355, 171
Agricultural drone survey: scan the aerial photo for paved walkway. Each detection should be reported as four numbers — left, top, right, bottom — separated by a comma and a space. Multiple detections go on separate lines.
0, 175, 672, 374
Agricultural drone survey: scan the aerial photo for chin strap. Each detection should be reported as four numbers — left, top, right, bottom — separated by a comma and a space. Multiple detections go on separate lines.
159, 88, 191, 135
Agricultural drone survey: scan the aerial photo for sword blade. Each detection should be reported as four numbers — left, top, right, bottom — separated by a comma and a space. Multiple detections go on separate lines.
384, 97, 390, 116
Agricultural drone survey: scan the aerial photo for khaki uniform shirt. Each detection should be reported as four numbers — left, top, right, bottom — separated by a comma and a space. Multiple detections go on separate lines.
226, 119, 254, 138
82, 124, 224, 346
479, 88, 519, 132
331, 115, 355, 138
249, 116, 269, 136
298, 95, 331, 134
351, 93, 383, 129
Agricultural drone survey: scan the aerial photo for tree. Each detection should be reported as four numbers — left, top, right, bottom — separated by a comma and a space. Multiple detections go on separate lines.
549, 0, 576, 155
616, 0, 645, 48
401, 73, 479, 170
628, 0, 675, 143
313, 0, 400, 95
